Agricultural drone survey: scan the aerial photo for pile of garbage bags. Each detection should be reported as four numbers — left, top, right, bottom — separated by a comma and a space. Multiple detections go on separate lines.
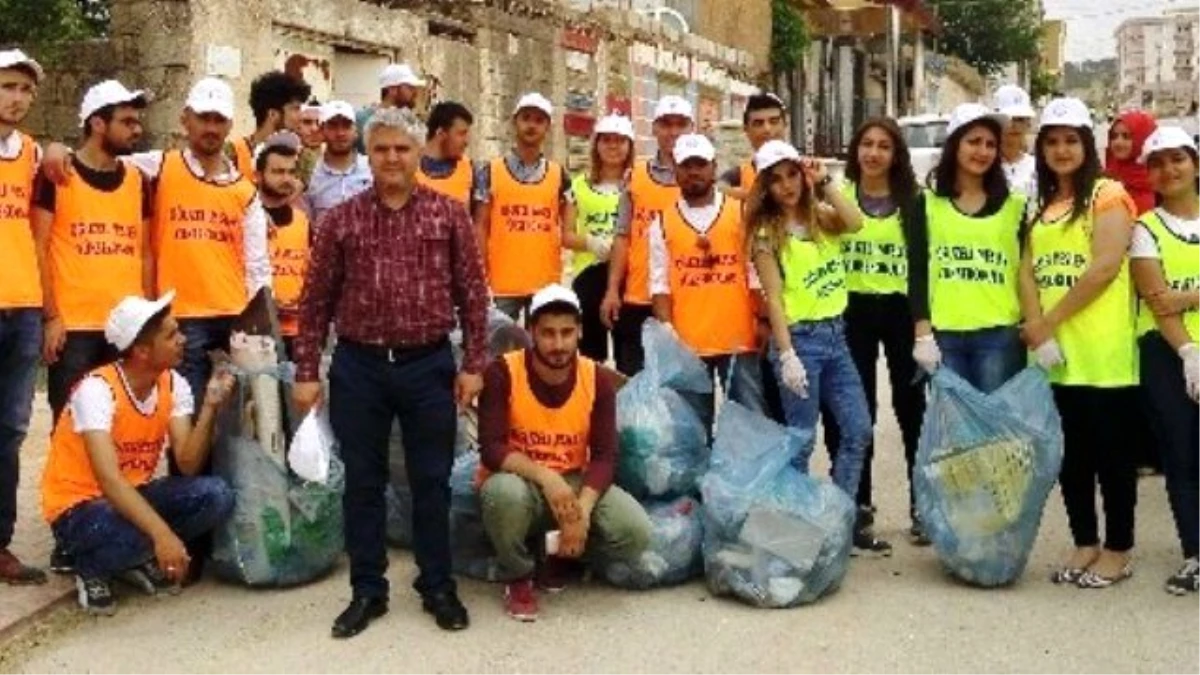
701, 400, 854, 608
616, 320, 712, 500
914, 368, 1064, 587
597, 495, 704, 589
211, 332, 344, 587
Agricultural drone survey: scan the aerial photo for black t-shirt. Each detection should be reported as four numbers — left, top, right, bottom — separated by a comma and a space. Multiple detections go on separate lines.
263, 203, 295, 227
32, 155, 152, 219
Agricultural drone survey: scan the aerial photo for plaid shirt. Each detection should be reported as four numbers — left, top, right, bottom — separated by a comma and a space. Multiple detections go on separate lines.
294, 185, 490, 381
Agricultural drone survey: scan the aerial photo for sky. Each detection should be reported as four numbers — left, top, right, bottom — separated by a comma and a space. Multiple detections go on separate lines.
1043, 0, 1199, 62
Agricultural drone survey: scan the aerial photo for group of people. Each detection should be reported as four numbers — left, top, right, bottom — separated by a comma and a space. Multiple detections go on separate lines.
0, 48, 1195, 642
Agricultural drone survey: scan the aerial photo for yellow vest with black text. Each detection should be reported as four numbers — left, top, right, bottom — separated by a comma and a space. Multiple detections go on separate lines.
840, 184, 908, 295
570, 173, 618, 276
926, 191, 1024, 330
777, 226, 848, 324
1135, 209, 1199, 341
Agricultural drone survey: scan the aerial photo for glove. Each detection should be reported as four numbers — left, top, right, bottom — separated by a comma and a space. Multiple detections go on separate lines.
778, 349, 809, 398
1033, 339, 1066, 370
912, 334, 941, 374
586, 234, 612, 262
1180, 343, 1199, 403
662, 322, 678, 339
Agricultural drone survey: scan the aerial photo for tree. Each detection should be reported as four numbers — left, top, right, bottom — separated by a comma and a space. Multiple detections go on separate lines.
0, 0, 108, 61
1029, 67, 1060, 101
924, 0, 1042, 77
771, 0, 810, 75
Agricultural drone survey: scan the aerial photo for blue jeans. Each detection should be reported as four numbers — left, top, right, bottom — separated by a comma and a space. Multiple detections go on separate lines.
51, 476, 234, 579
0, 308, 41, 548
329, 339, 458, 600
937, 326, 1024, 394
680, 352, 767, 438
176, 316, 235, 416
773, 318, 872, 498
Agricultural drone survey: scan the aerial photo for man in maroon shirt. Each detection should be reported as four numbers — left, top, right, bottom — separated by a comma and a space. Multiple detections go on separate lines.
292, 107, 489, 639
477, 284, 650, 622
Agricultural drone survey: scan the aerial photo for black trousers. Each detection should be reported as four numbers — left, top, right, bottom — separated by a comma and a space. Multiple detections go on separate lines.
572, 263, 610, 363
613, 302, 653, 377
1053, 385, 1138, 552
824, 293, 926, 512
48, 331, 117, 424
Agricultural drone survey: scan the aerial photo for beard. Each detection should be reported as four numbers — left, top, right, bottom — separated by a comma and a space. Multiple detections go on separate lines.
261, 183, 294, 201
101, 136, 137, 157
680, 181, 713, 200
532, 346, 575, 371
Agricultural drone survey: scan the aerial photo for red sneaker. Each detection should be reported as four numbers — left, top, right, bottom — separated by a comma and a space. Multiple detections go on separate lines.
504, 578, 539, 622
536, 556, 574, 593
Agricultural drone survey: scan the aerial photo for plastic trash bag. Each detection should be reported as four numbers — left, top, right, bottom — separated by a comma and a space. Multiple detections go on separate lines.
288, 410, 334, 485
598, 496, 704, 589
914, 367, 1064, 587
448, 453, 502, 581
701, 400, 854, 608
616, 320, 713, 499
212, 367, 344, 587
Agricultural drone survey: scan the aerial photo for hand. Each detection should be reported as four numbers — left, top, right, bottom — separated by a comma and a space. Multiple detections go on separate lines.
799, 157, 829, 189
912, 334, 941, 374
42, 142, 74, 185
1020, 316, 1055, 349
600, 290, 621, 329
1180, 343, 1199, 403
1032, 339, 1066, 370
455, 371, 483, 408
1147, 289, 1195, 317
292, 381, 323, 414
41, 316, 66, 365
585, 234, 612, 262
540, 473, 581, 527
153, 532, 191, 584
203, 369, 236, 410
778, 349, 809, 398
557, 519, 589, 559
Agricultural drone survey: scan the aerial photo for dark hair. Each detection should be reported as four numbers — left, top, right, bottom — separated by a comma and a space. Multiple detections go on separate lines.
249, 71, 311, 127
82, 99, 147, 139
120, 306, 170, 358
845, 117, 919, 205
932, 119, 1010, 202
742, 93, 786, 126
531, 301, 581, 326
1033, 125, 1102, 224
254, 144, 298, 173
426, 101, 473, 141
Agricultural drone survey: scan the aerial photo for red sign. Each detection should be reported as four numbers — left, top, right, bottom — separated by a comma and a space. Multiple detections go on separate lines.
564, 112, 596, 138
604, 95, 632, 117
561, 27, 598, 54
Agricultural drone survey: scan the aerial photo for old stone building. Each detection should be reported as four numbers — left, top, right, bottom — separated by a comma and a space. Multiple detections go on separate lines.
27, 0, 772, 171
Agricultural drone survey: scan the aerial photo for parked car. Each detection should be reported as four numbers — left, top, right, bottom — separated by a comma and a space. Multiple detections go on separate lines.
898, 114, 949, 188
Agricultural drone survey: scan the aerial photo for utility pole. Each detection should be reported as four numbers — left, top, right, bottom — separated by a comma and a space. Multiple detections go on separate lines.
885, 4, 900, 117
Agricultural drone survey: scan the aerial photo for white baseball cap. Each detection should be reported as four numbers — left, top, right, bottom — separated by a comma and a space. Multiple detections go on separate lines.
529, 283, 581, 317
513, 92, 553, 118
753, 139, 802, 173
1139, 126, 1198, 164
594, 114, 635, 140
947, 102, 1007, 137
993, 84, 1035, 119
105, 291, 176, 351
79, 80, 146, 125
251, 130, 302, 167
0, 49, 43, 83
379, 63, 425, 89
300, 103, 322, 116
185, 77, 235, 120
654, 95, 694, 122
320, 100, 355, 124
673, 133, 716, 164
1039, 97, 1092, 130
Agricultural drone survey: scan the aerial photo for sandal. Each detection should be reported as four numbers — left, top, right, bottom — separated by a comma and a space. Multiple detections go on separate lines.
1050, 567, 1087, 584
1077, 564, 1133, 589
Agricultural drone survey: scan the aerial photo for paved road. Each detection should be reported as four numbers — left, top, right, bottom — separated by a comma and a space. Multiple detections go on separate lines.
2, 370, 1197, 673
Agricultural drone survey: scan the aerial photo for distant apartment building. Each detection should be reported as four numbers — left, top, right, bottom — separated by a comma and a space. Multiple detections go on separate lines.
1115, 8, 1199, 114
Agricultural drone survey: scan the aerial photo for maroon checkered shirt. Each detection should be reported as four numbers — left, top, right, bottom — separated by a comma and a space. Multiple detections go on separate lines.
294, 185, 489, 381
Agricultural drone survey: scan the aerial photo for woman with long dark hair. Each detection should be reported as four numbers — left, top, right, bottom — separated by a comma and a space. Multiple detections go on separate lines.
1019, 97, 1140, 589
824, 118, 927, 552
904, 103, 1028, 393
1129, 126, 1199, 595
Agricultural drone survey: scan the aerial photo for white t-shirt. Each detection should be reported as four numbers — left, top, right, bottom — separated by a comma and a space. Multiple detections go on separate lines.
69, 366, 195, 434
1003, 154, 1038, 212
1129, 208, 1200, 259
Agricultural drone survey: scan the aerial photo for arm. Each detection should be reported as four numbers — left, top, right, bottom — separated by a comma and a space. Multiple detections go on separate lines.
293, 210, 345, 385
449, 202, 490, 377
32, 203, 65, 363
242, 197, 273, 295
140, 173, 155, 296
166, 371, 233, 475
559, 167, 585, 252
471, 162, 491, 277
1017, 241, 1043, 324
579, 367, 618, 501
648, 215, 672, 324
1132, 258, 1195, 352
814, 181, 863, 234
752, 246, 794, 354
903, 193, 933, 335
718, 166, 750, 201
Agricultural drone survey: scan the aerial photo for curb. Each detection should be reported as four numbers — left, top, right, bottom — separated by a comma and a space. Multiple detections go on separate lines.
0, 587, 74, 646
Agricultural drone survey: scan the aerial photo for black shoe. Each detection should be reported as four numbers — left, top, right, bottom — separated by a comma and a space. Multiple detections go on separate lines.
331, 596, 389, 639
856, 505, 876, 529
422, 590, 470, 631
75, 575, 116, 616
851, 529, 893, 558
908, 518, 932, 547
49, 546, 74, 575
117, 561, 182, 596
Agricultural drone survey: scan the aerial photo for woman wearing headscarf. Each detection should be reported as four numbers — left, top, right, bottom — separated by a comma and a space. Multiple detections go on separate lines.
1106, 110, 1158, 215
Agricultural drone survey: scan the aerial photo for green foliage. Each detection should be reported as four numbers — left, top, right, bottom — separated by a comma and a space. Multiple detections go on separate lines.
771, 0, 810, 74
0, 0, 109, 63
1029, 67, 1059, 100
925, 0, 1042, 77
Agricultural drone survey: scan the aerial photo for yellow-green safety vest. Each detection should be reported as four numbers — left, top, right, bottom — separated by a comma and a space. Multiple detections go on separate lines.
1136, 209, 1200, 341
840, 183, 908, 295
570, 173, 619, 276
777, 226, 848, 324
1030, 179, 1138, 387
926, 190, 1025, 331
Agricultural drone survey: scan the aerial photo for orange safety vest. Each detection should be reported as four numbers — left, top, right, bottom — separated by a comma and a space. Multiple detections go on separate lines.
417, 157, 473, 205
626, 160, 680, 305
0, 132, 41, 309
268, 209, 310, 337
477, 351, 595, 486
232, 137, 254, 179
153, 150, 257, 318
486, 157, 563, 297
48, 162, 145, 331
662, 196, 757, 357
41, 364, 174, 523
739, 161, 757, 193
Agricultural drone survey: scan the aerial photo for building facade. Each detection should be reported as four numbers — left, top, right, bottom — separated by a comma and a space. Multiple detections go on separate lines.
1115, 9, 1199, 115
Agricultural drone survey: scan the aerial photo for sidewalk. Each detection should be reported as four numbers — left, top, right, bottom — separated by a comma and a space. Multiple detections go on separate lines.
1, 395, 73, 640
